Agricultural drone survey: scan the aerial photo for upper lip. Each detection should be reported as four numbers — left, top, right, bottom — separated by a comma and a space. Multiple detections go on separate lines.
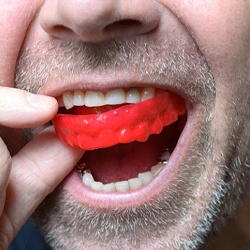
35, 45, 215, 104
17, 34, 215, 105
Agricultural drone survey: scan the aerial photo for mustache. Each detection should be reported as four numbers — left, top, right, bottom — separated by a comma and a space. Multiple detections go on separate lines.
15, 37, 215, 103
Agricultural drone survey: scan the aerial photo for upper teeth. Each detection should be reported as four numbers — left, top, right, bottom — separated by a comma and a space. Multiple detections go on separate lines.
60, 87, 156, 110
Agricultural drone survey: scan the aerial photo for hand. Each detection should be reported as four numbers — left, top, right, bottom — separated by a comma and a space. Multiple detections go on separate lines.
0, 87, 83, 249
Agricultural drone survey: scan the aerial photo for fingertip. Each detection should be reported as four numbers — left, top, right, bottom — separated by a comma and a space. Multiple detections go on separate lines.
0, 87, 58, 128
28, 92, 58, 113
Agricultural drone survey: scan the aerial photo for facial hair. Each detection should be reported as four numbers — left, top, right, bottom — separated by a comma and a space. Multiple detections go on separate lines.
14, 35, 250, 249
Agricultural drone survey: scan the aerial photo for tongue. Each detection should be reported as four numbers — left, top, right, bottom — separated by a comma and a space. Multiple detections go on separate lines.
52, 92, 186, 150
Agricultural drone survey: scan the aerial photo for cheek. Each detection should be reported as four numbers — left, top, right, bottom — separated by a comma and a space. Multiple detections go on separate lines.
160, 0, 250, 75
0, 0, 43, 86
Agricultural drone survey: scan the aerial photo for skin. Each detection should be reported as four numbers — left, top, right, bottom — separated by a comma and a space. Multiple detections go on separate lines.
0, 0, 250, 249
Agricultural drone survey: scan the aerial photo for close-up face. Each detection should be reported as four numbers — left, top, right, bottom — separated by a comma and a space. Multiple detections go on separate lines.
2, 0, 250, 249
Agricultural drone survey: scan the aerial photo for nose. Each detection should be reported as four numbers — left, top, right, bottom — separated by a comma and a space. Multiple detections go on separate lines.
39, 0, 161, 42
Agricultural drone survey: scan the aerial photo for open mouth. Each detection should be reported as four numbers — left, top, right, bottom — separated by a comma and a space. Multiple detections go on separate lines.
52, 87, 187, 197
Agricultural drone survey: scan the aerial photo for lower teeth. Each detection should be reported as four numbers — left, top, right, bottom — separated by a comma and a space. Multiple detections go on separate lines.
79, 149, 171, 193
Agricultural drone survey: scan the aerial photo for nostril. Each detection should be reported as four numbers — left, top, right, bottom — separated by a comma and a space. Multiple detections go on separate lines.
104, 19, 143, 34
48, 19, 149, 41
51, 20, 142, 38
50, 24, 73, 36
45, 23, 81, 40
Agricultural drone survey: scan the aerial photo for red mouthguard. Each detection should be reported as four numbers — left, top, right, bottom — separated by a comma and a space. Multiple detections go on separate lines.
52, 92, 186, 150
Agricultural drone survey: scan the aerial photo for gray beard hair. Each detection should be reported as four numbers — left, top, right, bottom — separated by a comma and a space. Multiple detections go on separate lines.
15, 36, 215, 105
15, 37, 250, 249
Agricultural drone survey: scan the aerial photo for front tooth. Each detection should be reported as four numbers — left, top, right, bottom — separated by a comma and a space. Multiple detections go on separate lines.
138, 171, 154, 185
126, 88, 140, 104
63, 92, 74, 110
115, 181, 129, 192
73, 91, 85, 106
105, 89, 126, 105
128, 178, 143, 190
141, 87, 155, 102
85, 91, 105, 107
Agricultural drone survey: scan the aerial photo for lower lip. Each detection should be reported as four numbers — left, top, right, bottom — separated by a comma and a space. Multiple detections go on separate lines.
62, 105, 195, 209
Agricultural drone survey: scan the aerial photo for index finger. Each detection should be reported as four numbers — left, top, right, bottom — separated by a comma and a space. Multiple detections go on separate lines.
1, 127, 83, 243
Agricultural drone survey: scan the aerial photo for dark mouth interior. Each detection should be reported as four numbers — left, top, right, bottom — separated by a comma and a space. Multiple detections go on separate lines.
77, 114, 187, 184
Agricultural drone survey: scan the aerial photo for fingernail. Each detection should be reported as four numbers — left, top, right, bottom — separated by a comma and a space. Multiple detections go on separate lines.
28, 93, 57, 109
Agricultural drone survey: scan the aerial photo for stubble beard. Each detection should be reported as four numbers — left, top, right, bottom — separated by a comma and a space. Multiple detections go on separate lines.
15, 36, 250, 249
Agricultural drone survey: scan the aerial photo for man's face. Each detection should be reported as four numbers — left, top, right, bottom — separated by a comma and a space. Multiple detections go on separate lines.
4, 0, 250, 249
